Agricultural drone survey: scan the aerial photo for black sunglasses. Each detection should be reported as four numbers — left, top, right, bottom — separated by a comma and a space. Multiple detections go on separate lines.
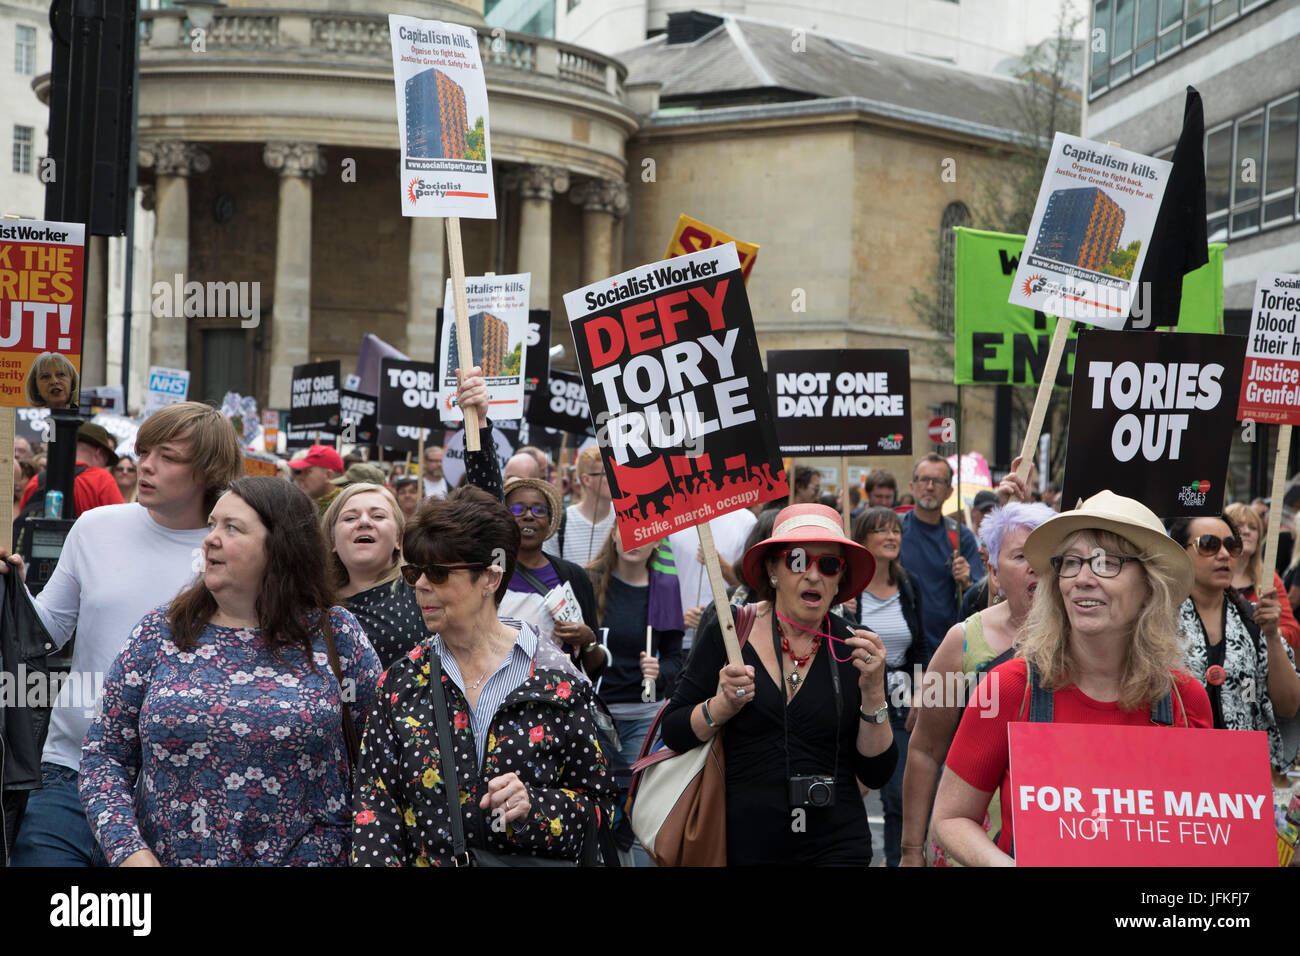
1189, 534, 1243, 558
400, 562, 486, 586
508, 503, 550, 518
778, 549, 846, 576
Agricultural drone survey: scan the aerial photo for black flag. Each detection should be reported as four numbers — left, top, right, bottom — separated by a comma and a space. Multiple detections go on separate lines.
1124, 87, 1208, 330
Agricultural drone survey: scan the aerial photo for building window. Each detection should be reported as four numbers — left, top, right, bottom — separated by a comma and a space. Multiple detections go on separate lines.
1093, 0, 1277, 99
15, 25, 36, 75
12, 125, 33, 174
937, 202, 971, 335
1231, 109, 1264, 236
1263, 94, 1298, 226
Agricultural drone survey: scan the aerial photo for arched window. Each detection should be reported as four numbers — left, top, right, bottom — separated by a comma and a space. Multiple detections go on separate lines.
937, 202, 971, 334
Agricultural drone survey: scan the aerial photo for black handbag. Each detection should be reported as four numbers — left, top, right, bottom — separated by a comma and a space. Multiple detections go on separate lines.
427, 649, 619, 867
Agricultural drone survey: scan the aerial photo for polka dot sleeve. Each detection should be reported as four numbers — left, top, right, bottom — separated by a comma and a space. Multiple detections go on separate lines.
463, 425, 504, 502
351, 669, 414, 866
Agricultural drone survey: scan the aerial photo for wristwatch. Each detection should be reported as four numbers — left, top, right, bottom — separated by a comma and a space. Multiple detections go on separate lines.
859, 704, 889, 724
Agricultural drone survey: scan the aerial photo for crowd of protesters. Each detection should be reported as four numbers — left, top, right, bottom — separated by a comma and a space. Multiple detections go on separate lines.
1, 371, 1298, 868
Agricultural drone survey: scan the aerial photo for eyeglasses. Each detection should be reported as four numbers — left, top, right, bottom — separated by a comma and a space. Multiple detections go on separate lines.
399, 562, 486, 586
913, 476, 950, 488
508, 503, 550, 518
1050, 552, 1141, 578
113, 465, 136, 474
1189, 534, 1243, 558
778, 549, 846, 576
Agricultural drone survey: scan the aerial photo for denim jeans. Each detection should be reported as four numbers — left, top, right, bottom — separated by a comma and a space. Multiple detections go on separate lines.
9, 763, 108, 867
599, 714, 656, 868
880, 709, 912, 867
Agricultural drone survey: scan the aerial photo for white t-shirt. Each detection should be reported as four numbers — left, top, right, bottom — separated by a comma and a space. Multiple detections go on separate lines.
668, 508, 757, 649
34, 503, 210, 773
542, 504, 615, 567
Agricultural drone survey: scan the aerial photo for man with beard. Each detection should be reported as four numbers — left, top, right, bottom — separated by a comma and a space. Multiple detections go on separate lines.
899, 454, 983, 662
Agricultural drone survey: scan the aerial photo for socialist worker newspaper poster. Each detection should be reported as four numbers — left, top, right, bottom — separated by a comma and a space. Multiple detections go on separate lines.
767, 349, 911, 455
1236, 273, 1300, 426
439, 273, 529, 423
1010, 135, 1171, 328
0, 219, 85, 408
388, 15, 494, 219
565, 244, 788, 549
1062, 330, 1244, 517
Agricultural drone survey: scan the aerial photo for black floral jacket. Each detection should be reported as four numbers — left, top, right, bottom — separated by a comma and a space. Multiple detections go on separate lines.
352, 635, 615, 866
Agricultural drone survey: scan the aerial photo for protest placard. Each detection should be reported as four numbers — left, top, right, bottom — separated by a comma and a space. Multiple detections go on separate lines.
388, 16, 493, 220
1061, 330, 1244, 516
665, 214, 758, 284
1008, 723, 1276, 866
261, 409, 279, 453
1010, 135, 1171, 327
954, 228, 1227, 387
438, 273, 529, 422
525, 368, 596, 438
767, 349, 911, 455
288, 360, 341, 435
379, 424, 442, 456
340, 389, 379, 447
565, 243, 788, 548
379, 358, 439, 431
0, 219, 85, 407
525, 309, 550, 395
145, 366, 190, 416
443, 424, 512, 487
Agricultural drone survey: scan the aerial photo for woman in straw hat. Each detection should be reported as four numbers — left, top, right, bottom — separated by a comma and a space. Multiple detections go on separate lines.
933, 491, 1212, 866
659, 503, 896, 865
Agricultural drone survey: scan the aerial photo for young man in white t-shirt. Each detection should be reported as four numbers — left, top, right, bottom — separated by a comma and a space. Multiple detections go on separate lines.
544, 445, 615, 566
3, 401, 243, 867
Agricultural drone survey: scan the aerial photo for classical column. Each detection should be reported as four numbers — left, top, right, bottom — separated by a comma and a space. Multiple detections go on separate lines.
263, 142, 325, 409
570, 179, 630, 286
504, 165, 568, 309
139, 140, 209, 369
406, 216, 445, 361
81, 236, 108, 387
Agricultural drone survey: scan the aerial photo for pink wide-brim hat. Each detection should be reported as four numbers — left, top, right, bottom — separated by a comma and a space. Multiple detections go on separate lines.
741, 504, 874, 605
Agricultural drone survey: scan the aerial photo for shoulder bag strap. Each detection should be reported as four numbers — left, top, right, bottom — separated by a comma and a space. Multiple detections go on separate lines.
427, 651, 471, 866
1024, 660, 1054, 723
320, 618, 359, 769
515, 563, 553, 597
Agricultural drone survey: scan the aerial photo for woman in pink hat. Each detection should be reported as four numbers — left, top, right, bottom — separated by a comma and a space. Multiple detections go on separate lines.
659, 504, 897, 865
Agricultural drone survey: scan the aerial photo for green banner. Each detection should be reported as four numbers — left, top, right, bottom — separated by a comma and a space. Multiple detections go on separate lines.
953, 227, 1224, 387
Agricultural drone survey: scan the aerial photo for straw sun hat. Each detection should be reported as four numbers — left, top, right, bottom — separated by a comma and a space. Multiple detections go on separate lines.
1023, 490, 1194, 602
741, 504, 874, 605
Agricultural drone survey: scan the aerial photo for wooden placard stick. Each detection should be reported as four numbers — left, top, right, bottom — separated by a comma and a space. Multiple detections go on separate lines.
788, 458, 796, 506
0, 408, 14, 552
1015, 316, 1071, 483
840, 455, 852, 535
417, 430, 425, 491
445, 218, 481, 451
1256, 424, 1293, 595
641, 624, 656, 703
697, 520, 742, 665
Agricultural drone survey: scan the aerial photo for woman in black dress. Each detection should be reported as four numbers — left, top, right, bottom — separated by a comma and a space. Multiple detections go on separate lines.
660, 504, 897, 865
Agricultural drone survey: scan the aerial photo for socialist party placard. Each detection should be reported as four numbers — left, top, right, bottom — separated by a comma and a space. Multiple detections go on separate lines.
565, 244, 789, 548
1008, 723, 1276, 866
1062, 331, 1244, 516
525, 369, 596, 437
289, 360, 341, 433
1236, 273, 1300, 426
767, 349, 911, 455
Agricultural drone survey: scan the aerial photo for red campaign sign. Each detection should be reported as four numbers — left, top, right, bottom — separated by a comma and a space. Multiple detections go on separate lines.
564, 245, 788, 549
1008, 723, 1276, 866
1236, 272, 1300, 426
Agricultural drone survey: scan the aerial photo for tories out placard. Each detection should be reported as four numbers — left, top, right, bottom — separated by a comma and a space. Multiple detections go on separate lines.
525, 369, 596, 437
388, 16, 494, 219
565, 244, 788, 548
1009, 723, 1276, 866
379, 358, 439, 430
1010, 135, 1171, 327
1236, 272, 1300, 426
340, 389, 379, 447
0, 219, 85, 408
1062, 330, 1244, 516
438, 273, 529, 423
289, 360, 341, 434
767, 349, 911, 455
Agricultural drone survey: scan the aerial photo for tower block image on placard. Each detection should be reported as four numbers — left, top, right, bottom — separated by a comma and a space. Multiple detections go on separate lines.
1032, 186, 1126, 272
448, 311, 511, 376
405, 68, 469, 159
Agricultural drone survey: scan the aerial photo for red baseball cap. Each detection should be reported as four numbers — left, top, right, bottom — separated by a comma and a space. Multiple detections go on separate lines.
289, 445, 344, 472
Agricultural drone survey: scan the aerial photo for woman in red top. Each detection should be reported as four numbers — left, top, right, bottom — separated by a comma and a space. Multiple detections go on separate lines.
933, 491, 1212, 866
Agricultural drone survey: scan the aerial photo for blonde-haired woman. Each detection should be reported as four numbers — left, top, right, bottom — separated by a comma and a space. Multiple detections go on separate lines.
1226, 501, 1300, 648
933, 492, 1212, 866
23, 352, 78, 408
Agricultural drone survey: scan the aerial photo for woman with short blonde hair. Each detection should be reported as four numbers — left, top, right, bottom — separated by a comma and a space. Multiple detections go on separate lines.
23, 352, 78, 408
1225, 501, 1300, 647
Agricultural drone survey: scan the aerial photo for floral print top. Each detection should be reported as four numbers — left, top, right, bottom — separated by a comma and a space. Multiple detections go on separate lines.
80, 606, 381, 866
352, 631, 615, 866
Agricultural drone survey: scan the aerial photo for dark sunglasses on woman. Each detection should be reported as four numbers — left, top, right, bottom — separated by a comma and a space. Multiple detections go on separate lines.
400, 562, 487, 586
1190, 534, 1242, 557
508, 503, 550, 518
778, 549, 846, 576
